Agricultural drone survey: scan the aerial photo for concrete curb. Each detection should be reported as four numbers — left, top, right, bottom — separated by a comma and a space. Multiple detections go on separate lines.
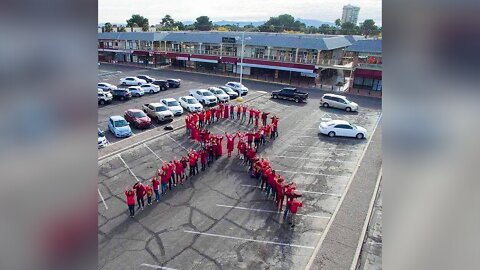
98, 92, 267, 162
349, 167, 382, 270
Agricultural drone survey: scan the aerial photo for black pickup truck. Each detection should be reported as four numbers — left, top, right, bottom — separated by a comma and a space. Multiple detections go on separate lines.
271, 87, 308, 103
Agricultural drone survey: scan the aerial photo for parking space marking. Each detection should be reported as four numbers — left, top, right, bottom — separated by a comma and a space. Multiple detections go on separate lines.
240, 185, 342, 197
270, 155, 357, 163
286, 145, 364, 152
216, 204, 330, 219
140, 263, 178, 270
143, 143, 165, 162
117, 154, 140, 182
166, 134, 189, 152
184, 230, 315, 249
273, 169, 349, 178
98, 188, 108, 210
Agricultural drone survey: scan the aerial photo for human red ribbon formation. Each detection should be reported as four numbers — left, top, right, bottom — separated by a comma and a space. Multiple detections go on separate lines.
125, 102, 303, 227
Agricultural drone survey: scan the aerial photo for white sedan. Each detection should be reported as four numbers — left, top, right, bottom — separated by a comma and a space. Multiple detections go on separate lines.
178, 96, 203, 112
140, 83, 160, 94
120, 76, 147, 86
160, 98, 184, 116
127, 86, 145, 97
98, 82, 117, 92
208, 87, 230, 102
319, 120, 367, 139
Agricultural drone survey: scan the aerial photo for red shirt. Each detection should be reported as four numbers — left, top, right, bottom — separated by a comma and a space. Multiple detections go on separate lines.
242, 106, 247, 113
152, 178, 160, 190
249, 108, 255, 116
289, 200, 303, 214
135, 183, 145, 198
125, 190, 135, 205
246, 133, 254, 141
175, 160, 183, 174
199, 112, 205, 121
205, 110, 211, 119
145, 186, 153, 197
200, 150, 207, 164
189, 153, 198, 166
230, 106, 234, 113
160, 172, 169, 184
254, 132, 261, 140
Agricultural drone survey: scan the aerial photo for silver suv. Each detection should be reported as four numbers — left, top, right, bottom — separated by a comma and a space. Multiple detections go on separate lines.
320, 94, 359, 112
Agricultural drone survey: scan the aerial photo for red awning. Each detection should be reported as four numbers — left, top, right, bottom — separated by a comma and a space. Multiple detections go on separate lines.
191, 54, 220, 60
133, 50, 149, 56
166, 52, 190, 59
220, 56, 239, 64
242, 58, 315, 70
354, 69, 382, 80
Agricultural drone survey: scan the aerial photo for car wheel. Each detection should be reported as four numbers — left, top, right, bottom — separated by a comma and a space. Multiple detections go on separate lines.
328, 131, 336, 137
346, 107, 352, 112
295, 97, 300, 103
150, 90, 154, 94
121, 82, 126, 86
138, 82, 141, 86
157, 117, 162, 123
273, 94, 278, 99
120, 96, 125, 101
356, 133, 364, 139
99, 100, 105, 105
323, 102, 329, 108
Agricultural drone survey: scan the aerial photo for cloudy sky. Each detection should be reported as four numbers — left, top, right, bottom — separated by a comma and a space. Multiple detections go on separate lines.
99, 0, 382, 26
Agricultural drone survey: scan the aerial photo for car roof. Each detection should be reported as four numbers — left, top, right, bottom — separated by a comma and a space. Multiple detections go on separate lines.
283, 87, 297, 90
181, 95, 195, 99
327, 120, 350, 125
149, 102, 164, 106
323, 93, 347, 99
209, 87, 222, 90
110, 115, 125, 121
195, 89, 209, 92
161, 98, 176, 102
127, 109, 142, 113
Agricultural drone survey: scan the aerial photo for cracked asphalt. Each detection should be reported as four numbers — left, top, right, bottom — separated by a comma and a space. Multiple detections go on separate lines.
97, 65, 382, 270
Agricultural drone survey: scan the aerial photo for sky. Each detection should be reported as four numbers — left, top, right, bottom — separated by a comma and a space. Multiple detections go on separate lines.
98, 0, 382, 26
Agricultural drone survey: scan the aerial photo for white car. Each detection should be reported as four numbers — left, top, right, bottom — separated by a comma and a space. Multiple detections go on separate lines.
97, 82, 117, 92
127, 86, 145, 97
178, 96, 203, 112
319, 120, 367, 139
160, 98, 184, 116
98, 128, 108, 148
140, 83, 160, 94
321, 94, 359, 112
120, 76, 147, 86
225, 82, 249, 96
189, 89, 218, 106
208, 87, 230, 102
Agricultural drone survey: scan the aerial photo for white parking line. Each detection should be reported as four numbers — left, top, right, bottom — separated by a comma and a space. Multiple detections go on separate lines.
286, 145, 363, 152
216, 204, 330, 219
273, 169, 349, 178
143, 143, 165, 162
240, 185, 342, 197
98, 188, 108, 210
117, 154, 140, 182
167, 135, 189, 152
271, 155, 357, 163
184, 230, 315, 249
140, 263, 178, 270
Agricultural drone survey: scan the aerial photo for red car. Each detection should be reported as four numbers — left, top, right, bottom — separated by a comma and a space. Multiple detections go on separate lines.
124, 109, 152, 129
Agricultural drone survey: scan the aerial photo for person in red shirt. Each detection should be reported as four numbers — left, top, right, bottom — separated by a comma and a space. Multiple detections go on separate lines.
230, 104, 235, 119
266, 170, 276, 197
237, 134, 246, 159
133, 182, 146, 210
151, 176, 160, 202
191, 125, 199, 141
168, 161, 176, 189
288, 199, 303, 227
160, 170, 169, 194
174, 159, 184, 185
236, 105, 242, 120
145, 185, 153, 206
189, 150, 199, 176
284, 183, 302, 219
200, 149, 207, 171
271, 115, 279, 139
248, 107, 255, 124
215, 106, 222, 122
225, 132, 237, 157
216, 135, 224, 157
125, 187, 136, 217
205, 109, 211, 125
198, 111, 205, 128
185, 114, 191, 135
261, 111, 270, 126
223, 103, 229, 119
181, 156, 189, 180
265, 124, 272, 143
246, 131, 254, 147
241, 105, 247, 122
254, 130, 261, 149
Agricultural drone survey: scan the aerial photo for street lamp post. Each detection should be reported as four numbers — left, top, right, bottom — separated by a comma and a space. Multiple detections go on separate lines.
236, 32, 251, 85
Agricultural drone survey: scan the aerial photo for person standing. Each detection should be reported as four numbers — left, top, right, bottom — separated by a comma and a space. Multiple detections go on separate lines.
215, 106, 222, 122
174, 159, 184, 185
230, 104, 235, 119
216, 135, 224, 157
254, 129, 261, 150
288, 199, 303, 228
224, 103, 230, 119
200, 149, 207, 171
260, 127, 266, 145
198, 111, 205, 128
205, 109, 211, 125
133, 182, 145, 210
236, 105, 241, 120
261, 112, 270, 126
271, 115, 279, 138
125, 187, 136, 217
241, 105, 247, 122
226, 132, 237, 158
181, 156, 189, 180
145, 185, 153, 206
248, 107, 255, 124
246, 131, 254, 148
160, 170, 168, 195
151, 176, 160, 202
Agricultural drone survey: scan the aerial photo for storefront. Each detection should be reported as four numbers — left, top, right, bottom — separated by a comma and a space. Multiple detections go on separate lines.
353, 69, 382, 91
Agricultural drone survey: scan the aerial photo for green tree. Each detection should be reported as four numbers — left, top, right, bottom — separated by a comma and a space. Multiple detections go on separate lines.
305, 26, 318, 34
194, 16, 213, 31
126, 14, 149, 31
318, 24, 331, 34
104, 22, 113, 32
341, 22, 356, 35
335, 18, 342, 27
174, 21, 185, 30
259, 14, 306, 32
161, 15, 175, 27
359, 19, 378, 37
118, 25, 126, 32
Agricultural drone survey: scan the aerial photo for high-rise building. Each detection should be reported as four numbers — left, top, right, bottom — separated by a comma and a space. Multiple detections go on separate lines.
342, 4, 360, 25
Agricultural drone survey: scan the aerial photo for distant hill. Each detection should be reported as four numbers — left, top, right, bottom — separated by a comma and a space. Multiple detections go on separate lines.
297, 19, 335, 27
212, 20, 265, 27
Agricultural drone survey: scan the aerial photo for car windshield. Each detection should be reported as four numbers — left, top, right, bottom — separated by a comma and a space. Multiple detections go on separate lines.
132, 111, 146, 118
187, 98, 198, 104
156, 106, 167, 112
167, 101, 179, 106
98, 130, 104, 137
203, 92, 213, 96
114, 120, 128, 127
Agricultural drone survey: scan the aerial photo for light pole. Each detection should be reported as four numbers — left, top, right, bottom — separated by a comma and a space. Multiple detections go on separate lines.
236, 32, 251, 85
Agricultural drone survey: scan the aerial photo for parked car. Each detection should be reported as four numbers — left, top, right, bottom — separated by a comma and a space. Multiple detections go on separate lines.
219, 86, 239, 99
98, 89, 113, 105
111, 89, 132, 101
320, 94, 359, 112
127, 86, 145, 97
120, 76, 147, 86
160, 98, 184, 116
140, 83, 160, 94
97, 82, 117, 92
178, 96, 203, 112
98, 128, 108, 148
137, 75, 155, 83
108, 115, 133, 138
142, 103, 174, 123
271, 87, 308, 103
124, 109, 151, 129
225, 82, 249, 96
318, 120, 367, 139
167, 79, 181, 88
152, 80, 169, 91
189, 89, 218, 106
208, 87, 230, 102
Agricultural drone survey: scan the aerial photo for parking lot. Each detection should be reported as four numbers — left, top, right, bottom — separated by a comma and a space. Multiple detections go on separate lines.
98, 64, 382, 269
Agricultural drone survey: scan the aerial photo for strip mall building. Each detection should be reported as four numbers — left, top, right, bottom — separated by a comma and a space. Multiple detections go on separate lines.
98, 31, 382, 92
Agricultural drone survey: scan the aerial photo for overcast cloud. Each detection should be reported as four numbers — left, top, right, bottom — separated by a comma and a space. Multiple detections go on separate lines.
99, 0, 382, 26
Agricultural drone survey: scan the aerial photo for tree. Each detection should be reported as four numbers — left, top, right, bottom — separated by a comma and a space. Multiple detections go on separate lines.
126, 14, 149, 31
194, 16, 213, 31
359, 19, 378, 37
174, 21, 185, 30
335, 18, 342, 27
341, 22, 356, 35
318, 24, 331, 34
104, 22, 113, 32
118, 26, 126, 32
161, 15, 175, 27
305, 26, 318, 34
259, 14, 306, 32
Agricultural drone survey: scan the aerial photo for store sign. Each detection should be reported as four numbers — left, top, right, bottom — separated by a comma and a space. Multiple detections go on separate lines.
222, 37, 236, 43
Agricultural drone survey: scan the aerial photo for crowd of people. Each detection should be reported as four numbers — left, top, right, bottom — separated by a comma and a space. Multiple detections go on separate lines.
124, 102, 304, 227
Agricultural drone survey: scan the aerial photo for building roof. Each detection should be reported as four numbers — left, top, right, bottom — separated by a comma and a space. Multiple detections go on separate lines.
98, 31, 353, 50
345, 39, 382, 54
343, 35, 366, 44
